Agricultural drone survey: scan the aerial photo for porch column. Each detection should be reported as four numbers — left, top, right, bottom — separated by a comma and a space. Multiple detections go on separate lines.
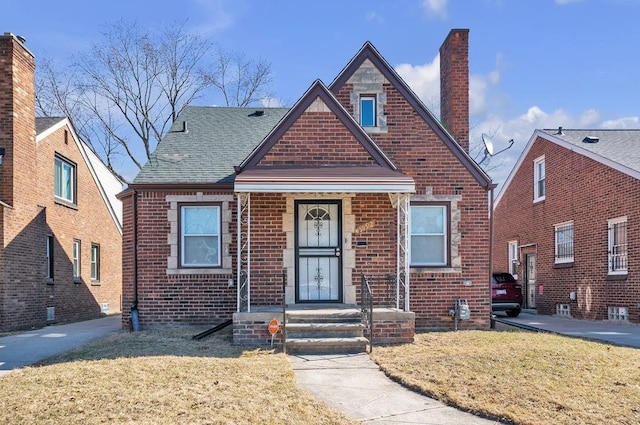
236, 192, 251, 312
389, 193, 410, 311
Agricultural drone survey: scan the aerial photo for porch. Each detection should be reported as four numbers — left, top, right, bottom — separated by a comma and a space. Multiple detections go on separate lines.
232, 272, 416, 352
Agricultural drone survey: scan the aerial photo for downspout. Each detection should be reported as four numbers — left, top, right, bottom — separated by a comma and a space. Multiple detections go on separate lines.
130, 189, 140, 331
488, 186, 495, 323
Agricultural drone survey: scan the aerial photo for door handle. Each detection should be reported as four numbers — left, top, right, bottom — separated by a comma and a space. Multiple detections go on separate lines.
335, 247, 341, 257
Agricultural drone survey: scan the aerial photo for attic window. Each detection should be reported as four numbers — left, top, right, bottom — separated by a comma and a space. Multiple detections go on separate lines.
360, 95, 376, 127
582, 136, 599, 144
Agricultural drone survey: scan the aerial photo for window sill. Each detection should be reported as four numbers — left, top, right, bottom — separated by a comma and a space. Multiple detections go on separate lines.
91, 280, 101, 286
410, 266, 461, 274
73, 278, 82, 284
607, 273, 628, 281
533, 197, 545, 204
46, 278, 54, 285
54, 197, 78, 210
167, 268, 233, 276
553, 262, 574, 269
362, 126, 388, 134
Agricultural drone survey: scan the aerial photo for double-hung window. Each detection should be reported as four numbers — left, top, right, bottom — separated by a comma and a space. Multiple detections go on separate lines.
91, 243, 100, 281
533, 156, 545, 202
360, 95, 376, 127
554, 221, 574, 264
410, 204, 448, 266
180, 205, 221, 267
54, 155, 76, 204
73, 239, 81, 279
608, 217, 627, 274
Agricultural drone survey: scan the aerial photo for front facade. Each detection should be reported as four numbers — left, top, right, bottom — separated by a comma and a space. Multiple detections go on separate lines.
0, 33, 123, 331
121, 30, 494, 344
493, 128, 640, 322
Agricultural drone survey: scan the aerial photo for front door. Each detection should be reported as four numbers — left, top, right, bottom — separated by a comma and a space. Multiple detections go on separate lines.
295, 201, 342, 302
524, 253, 536, 309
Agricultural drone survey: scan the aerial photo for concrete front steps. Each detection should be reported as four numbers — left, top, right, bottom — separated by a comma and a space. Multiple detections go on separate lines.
285, 306, 369, 354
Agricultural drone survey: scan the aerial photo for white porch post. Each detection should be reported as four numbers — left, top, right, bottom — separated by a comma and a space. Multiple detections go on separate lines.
236, 193, 251, 312
390, 193, 410, 311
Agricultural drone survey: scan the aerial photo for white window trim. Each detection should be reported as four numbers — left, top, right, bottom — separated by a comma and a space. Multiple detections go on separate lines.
608, 216, 628, 275
360, 95, 376, 127
508, 240, 518, 278
533, 155, 545, 203
554, 221, 574, 264
410, 204, 448, 267
90, 243, 100, 281
180, 205, 221, 268
166, 193, 233, 275
54, 155, 76, 204
72, 239, 81, 279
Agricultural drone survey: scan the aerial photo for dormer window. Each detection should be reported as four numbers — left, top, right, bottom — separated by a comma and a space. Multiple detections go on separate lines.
360, 95, 376, 127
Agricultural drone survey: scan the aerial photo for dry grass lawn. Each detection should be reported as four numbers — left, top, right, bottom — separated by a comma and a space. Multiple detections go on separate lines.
372, 330, 640, 425
0, 327, 357, 425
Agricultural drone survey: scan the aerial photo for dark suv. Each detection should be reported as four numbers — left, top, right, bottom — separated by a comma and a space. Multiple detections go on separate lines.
491, 272, 523, 317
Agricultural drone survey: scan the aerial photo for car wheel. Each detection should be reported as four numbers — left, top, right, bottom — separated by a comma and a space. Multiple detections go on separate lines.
506, 308, 521, 318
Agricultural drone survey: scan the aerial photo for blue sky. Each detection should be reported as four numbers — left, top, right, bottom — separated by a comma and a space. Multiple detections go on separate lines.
2, 0, 639, 187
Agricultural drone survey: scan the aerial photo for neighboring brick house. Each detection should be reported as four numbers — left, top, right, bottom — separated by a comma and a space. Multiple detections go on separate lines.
493, 128, 640, 322
0, 33, 123, 331
120, 29, 495, 345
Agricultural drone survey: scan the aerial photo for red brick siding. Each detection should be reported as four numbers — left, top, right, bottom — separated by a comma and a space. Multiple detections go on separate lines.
121, 190, 237, 329
259, 111, 377, 166
439, 29, 470, 152
335, 80, 491, 330
494, 136, 640, 321
0, 36, 122, 331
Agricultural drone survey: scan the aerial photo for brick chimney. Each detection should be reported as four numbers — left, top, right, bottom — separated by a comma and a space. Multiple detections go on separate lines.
439, 29, 469, 152
0, 33, 37, 206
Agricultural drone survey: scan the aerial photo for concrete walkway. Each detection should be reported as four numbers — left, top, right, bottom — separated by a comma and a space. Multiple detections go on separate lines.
0, 314, 122, 376
289, 353, 499, 424
495, 311, 640, 348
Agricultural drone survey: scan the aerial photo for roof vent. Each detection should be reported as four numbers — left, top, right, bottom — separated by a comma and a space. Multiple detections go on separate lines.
555, 126, 563, 135
582, 136, 599, 144
182, 121, 188, 133
249, 110, 265, 117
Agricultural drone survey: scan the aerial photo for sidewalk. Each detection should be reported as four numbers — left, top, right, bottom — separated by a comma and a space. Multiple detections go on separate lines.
0, 314, 122, 376
289, 353, 500, 424
494, 311, 640, 348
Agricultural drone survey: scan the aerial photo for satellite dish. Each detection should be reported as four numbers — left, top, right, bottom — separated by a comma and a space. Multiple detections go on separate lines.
482, 133, 494, 156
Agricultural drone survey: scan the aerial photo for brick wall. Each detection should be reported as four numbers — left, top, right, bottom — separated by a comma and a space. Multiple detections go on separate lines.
121, 189, 237, 330
439, 29, 470, 152
0, 34, 121, 331
494, 135, 640, 321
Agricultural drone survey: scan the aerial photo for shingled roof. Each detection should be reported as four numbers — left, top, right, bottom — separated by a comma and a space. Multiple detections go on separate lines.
133, 106, 289, 185
539, 128, 640, 174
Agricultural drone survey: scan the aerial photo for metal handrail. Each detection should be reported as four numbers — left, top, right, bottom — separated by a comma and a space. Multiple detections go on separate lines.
281, 269, 287, 354
360, 273, 374, 353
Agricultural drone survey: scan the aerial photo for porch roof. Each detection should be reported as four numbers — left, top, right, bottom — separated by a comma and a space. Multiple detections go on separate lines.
234, 166, 415, 193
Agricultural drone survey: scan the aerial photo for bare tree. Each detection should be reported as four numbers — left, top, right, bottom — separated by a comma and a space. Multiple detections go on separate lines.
36, 20, 273, 182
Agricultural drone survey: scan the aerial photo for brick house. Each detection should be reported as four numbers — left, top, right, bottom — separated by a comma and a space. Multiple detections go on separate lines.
120, 29, 495, 347
0, 33, 123, 331
493, 128, 640, 322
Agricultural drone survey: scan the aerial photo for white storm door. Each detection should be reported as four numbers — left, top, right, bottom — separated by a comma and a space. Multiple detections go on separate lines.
296, 201, 342, 302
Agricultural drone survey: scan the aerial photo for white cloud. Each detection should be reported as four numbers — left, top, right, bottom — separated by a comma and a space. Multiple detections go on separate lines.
191, 0, 234, 35
395, 55, 441, 114
260, 97, 285, 107
601, 116, 639, 129
422, 0, 448, 19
